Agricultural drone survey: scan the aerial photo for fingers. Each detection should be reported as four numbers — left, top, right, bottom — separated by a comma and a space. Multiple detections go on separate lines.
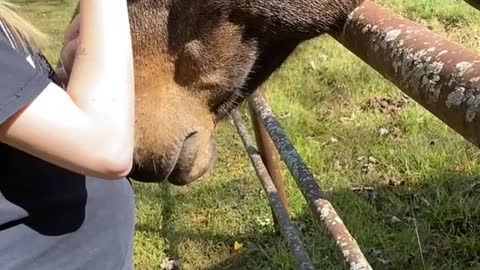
63, 14, 80, 45
60, 36, 80, 76
58, 13, 81, 79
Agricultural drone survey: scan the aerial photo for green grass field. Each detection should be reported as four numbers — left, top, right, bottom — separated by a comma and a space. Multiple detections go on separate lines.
11, 0, 480, 269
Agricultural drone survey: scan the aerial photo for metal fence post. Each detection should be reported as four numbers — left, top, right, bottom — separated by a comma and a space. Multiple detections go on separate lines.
232, 110, 315, 270
249, 92, 373, 270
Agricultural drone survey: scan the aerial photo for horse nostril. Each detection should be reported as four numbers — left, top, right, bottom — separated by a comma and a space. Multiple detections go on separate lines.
129, 130, 214, 185
185, 130, 199, 141
182, 131, 199, 151
167, 131, 215, 186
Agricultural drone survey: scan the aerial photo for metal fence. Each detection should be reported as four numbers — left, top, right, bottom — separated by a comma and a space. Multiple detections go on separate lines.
230, 0, 480, 269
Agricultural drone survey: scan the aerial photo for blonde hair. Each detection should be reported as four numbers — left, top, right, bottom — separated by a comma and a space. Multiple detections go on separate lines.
0, 0, 51, 50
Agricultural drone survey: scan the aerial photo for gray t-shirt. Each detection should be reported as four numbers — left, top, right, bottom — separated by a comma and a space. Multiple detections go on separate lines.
0, 20, 135, 270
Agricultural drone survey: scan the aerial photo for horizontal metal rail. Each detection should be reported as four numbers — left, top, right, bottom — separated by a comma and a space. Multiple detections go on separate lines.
230, 1, 480, 269
334, 0, 480, 147
248, 92, 372, 270
231, 110, 315, 270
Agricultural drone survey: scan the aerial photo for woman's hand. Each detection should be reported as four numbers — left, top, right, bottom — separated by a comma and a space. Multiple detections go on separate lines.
57, 14, 80, 85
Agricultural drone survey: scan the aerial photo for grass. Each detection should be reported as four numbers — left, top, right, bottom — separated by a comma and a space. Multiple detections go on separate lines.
10, 0, 480, 269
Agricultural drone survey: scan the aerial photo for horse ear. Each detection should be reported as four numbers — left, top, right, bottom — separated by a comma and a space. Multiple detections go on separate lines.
231, 0, 363, 40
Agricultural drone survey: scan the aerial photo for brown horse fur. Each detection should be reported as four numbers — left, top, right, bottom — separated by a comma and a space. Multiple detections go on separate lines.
66, 0, 364, 185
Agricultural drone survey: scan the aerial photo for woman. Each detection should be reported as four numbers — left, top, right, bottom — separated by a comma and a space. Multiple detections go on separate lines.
0, 0, 136, 269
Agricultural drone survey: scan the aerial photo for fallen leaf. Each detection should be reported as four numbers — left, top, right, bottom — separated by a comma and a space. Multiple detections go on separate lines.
233, 241, 243, 251
378, 127, 389, 136
391, 216, 402, 224
381, 175, 405, 187
333, 159, 342, 171
160, 258, 181, 270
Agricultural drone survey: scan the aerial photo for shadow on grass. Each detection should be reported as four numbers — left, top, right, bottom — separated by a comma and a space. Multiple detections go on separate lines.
134, 170, 480, 270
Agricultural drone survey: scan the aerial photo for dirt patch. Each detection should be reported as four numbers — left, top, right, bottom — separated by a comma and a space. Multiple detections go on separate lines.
388, 125, 404, 142
351, 186, 377, 202
363, 96, 408, 117
380, 175, 405, 187
356, 155, 379, 174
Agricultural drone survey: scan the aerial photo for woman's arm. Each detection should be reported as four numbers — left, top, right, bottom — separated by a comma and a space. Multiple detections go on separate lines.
0, 0, 135, 180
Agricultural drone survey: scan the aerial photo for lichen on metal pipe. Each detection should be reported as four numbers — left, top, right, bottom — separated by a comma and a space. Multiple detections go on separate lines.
231, 110, 315, 270
334, 0, 480, 147
248, 92, 372, 270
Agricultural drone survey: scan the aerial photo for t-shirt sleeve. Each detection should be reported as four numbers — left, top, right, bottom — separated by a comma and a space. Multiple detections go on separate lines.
0, 40, 51, 124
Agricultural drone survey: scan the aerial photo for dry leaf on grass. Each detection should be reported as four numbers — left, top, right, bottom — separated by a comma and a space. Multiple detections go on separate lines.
160, 258, 181, 270
233, 241, 243, 251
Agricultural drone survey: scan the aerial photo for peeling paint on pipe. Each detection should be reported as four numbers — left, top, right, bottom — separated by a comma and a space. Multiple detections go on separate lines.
248, 92, 372, 270
231, 110, 315, 270
334, 0, 480, 147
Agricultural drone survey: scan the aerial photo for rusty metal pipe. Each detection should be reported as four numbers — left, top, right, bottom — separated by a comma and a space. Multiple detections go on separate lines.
334, 0, 480, 147
248, 90, 289, 219
231, 110, 315, 270
249, 92, 372, 270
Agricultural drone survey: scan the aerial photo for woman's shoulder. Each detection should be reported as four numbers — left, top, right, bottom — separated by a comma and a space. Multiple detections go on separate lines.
0, 19, 56, 77
0, 19, 17, 48
0, 19, 54, 125
0, 18, 63, 87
